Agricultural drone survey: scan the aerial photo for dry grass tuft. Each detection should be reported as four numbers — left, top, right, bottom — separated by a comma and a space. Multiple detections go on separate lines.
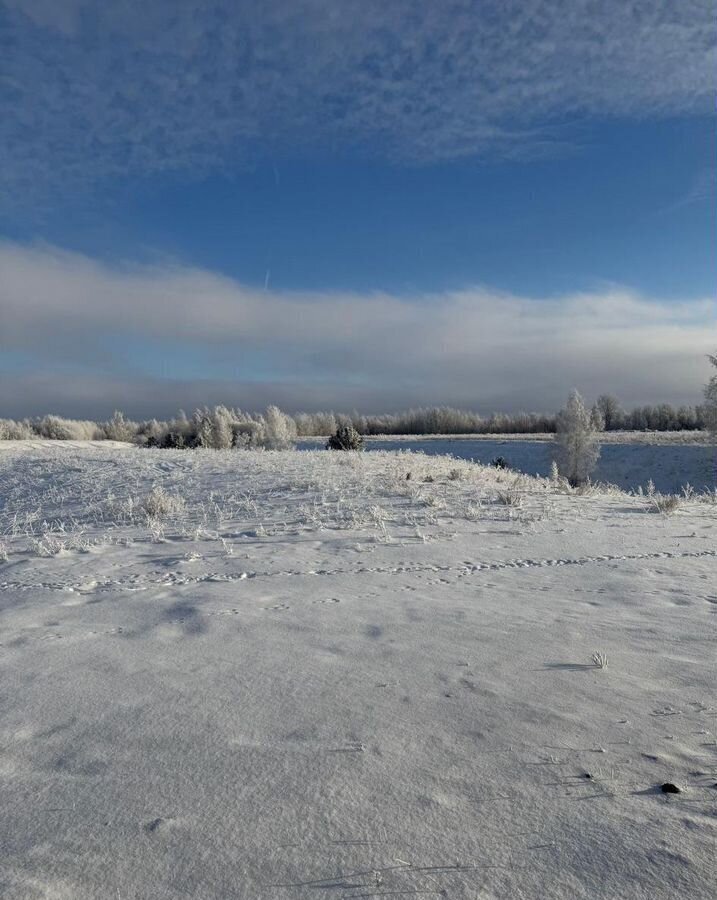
651, 494, 681, 516
140, 487, 186, 521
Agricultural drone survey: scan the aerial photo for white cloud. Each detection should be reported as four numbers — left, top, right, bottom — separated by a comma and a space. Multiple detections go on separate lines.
1, 1, 715, 203
0, 240, 713, 417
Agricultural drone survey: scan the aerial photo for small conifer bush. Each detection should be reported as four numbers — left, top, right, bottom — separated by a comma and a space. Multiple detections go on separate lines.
326, 424, 364, 451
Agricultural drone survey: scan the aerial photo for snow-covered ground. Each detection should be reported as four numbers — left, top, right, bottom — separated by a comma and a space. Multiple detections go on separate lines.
1, 444, 715, 900
299, 436, 717, 495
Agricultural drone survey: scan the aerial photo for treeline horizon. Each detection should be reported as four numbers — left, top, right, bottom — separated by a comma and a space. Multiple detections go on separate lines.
0, 395, 711, 444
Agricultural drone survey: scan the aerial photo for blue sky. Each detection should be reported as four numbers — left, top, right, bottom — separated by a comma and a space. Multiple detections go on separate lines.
1, 1, 715, 417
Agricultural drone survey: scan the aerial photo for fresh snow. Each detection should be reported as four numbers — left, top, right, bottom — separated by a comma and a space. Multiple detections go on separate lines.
0, 444, 715, 899
297, 437, 717, 495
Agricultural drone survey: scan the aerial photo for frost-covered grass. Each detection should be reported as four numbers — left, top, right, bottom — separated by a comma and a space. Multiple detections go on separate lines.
300, 436, 716, 496
0, 443, 715, 900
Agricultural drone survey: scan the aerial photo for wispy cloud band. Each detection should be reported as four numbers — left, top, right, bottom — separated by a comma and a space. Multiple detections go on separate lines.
0, 241, 713, 417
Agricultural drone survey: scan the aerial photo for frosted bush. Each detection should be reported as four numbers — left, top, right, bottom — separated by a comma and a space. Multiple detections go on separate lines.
262, 406, 297, 450
102, 410, 138, 442
0, 418, 34, 440
211, 406, 235, 449
651, 494, 681, 515
140, 487, 186, 521
327, 424, 364, 451
35, 415, 102, 441
496, 486, 522, 507
232, 420, 266, 449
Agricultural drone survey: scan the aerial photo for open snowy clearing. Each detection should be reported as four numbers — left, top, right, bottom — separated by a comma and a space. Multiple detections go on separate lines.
1, 445, 715, 899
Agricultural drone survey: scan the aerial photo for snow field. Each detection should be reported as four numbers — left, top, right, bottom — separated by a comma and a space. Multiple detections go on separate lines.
0, 445, 715, 899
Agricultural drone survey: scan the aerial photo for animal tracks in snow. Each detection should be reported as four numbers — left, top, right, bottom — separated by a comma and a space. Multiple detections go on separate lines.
1, 547, 715, 596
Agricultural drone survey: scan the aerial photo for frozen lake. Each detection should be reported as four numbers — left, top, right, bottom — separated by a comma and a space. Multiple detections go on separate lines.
300, 437, 716, 494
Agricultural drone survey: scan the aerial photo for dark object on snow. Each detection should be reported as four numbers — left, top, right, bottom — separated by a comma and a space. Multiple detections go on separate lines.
582, 773, 593, 780
660, 782, 682, 794
491, 456, 509, 469
406, 472, 412, 480
326, 424, 364, 451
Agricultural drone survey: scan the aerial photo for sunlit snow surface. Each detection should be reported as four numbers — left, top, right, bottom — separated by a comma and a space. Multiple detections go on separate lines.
299, 434, 717, 495
1, 443, 715, 899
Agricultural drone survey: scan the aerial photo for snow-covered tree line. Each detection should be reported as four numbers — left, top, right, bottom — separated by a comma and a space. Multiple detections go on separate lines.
0, 407, 296, 450
0, 383, 713, 446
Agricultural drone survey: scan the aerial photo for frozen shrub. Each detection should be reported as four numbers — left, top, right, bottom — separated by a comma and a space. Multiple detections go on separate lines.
193, 409, 216, 449
135, 419, 164, 446
262, 406, 297, 450
34, 415, 102, 441
553, 390, 600, 487
232, 420, 267, 449
211, 406, 234, 449
102, 410, 137, 442
192, 406, 237, 449
327, 424, 364, 451
0, 418, 34, 440
496, 481, 522, 506
651, 494, 681, 515
140, 487, 186, 520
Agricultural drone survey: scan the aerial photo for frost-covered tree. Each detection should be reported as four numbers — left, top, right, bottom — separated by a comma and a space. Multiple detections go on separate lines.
193, 409, 215, 449
553, 390, 600, 486
704, 353, 717, 435
209, 405, 234, 449
589, 404, 605, 432
103, 410, 137, 442
262, 406, 297, 450
595, 395, 623, 431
